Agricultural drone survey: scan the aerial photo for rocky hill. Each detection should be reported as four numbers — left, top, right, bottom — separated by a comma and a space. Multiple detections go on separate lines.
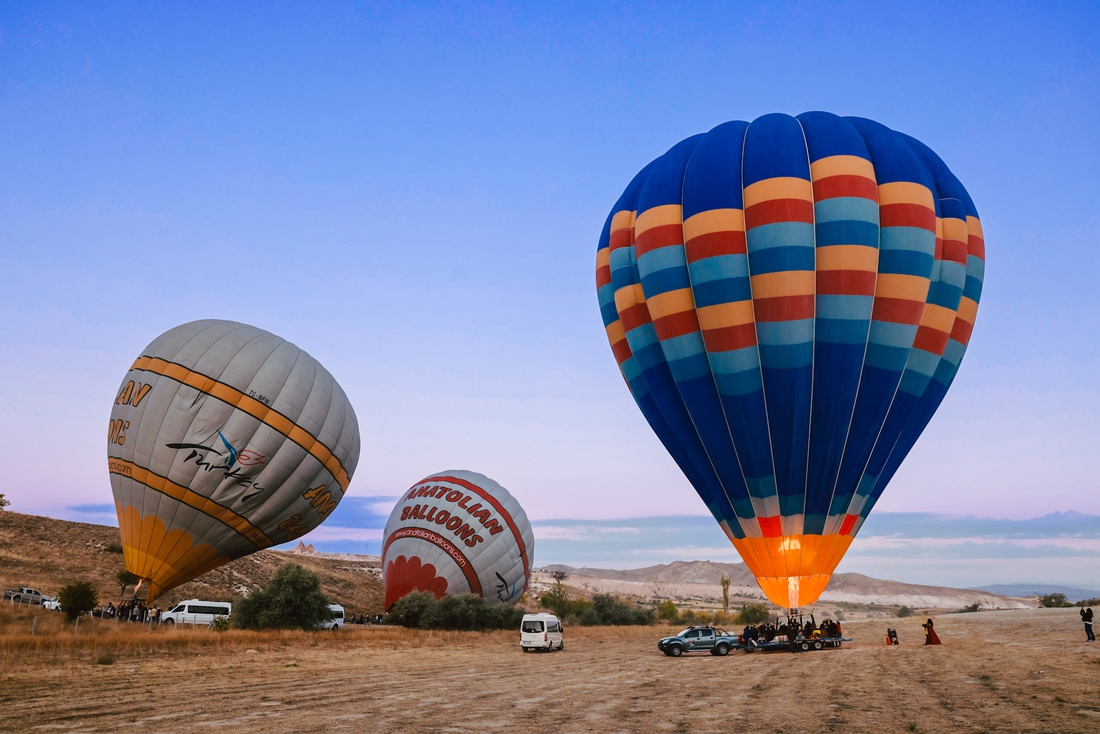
539, 561, 1032, 611
0, 511, 384, 613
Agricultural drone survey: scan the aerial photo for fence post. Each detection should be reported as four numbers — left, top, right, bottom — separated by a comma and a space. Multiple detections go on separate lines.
31, 617, 37, 636
74, 616, 80, 634
113, 614, 119, 630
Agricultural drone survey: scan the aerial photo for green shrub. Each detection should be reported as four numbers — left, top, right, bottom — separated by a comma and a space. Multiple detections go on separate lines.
105, 542, 124, 554
0, 493, 9, 510
233, 563, 331, 630
539, 585, 592, 619
115, 569, 140, 598
1075, 598, 1100, 607
1039, 593, 1071, 608
578, 594, 654, 626
384, 592, 525, 630
897, 605, 915, 618
58, 581, 98, 622
735, 603, 771, 625
956, 603, 980, 613
656, 600, 678, 622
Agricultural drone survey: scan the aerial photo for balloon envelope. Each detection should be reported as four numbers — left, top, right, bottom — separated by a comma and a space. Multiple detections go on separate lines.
108, 319, 361, 601
383, 470, 534, 610
596, 112, 985, 608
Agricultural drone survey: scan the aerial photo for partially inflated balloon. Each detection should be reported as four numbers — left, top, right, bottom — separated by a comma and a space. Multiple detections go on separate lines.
108, 320, 361, 602
596, 112, 985, 608
382, 471, 533, 610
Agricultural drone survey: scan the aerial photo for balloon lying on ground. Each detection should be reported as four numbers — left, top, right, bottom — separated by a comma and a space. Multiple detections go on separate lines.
107, 319, 361, 602
382, 471, 534, 610
595, 112, 985, 609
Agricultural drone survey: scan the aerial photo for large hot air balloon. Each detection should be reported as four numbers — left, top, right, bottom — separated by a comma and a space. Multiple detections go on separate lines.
382, 471, 533, 610
596, 112, 985, 609
107, 319, 361, 602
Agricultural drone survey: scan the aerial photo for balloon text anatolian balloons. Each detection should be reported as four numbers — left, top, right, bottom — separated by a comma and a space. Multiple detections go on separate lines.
596, 112, 985, 608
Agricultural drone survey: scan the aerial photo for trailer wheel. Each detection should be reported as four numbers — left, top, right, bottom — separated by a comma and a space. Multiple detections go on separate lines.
813, 640, 823, 651
799, 641, 811, 652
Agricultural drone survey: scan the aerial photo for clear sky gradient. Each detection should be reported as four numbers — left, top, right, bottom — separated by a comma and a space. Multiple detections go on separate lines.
2, 3, 1098, 533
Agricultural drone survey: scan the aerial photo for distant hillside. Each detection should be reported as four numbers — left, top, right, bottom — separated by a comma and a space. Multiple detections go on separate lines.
973, 584, 1100, 602
0, 511, 384, 613
540, 561, 1031, 610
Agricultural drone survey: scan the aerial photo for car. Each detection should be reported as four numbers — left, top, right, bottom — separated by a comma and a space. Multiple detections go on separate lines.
319, 604, 345, 630
657, 626, 739, 657
521, 613, 564, 652
160, 599, 232, 626
7, 587, 46, 605
42, 597, 61, 611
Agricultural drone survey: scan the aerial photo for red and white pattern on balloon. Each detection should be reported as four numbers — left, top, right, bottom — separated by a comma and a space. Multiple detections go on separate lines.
384, 555, 449, 610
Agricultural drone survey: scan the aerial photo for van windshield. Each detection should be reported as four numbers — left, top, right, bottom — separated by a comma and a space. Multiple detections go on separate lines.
522, 621, 544, 633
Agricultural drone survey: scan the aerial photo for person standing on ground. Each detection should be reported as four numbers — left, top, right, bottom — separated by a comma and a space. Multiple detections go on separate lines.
923, 618, 941, 645
1082, 607, 1094, 642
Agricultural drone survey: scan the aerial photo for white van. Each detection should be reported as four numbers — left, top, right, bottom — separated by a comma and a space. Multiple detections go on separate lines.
521, 613, 564, 652
320, 604, 344, 630
161, 599, 232, 626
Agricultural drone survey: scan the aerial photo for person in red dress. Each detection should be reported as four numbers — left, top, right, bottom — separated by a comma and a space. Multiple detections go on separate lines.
923, 618, 941, 645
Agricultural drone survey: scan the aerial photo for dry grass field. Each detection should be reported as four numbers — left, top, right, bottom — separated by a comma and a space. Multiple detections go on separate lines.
2, 606, 1097, 733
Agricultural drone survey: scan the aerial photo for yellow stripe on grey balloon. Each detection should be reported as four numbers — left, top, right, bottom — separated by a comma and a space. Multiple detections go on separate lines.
109, 458, 273, 547
129, 355, 350, 490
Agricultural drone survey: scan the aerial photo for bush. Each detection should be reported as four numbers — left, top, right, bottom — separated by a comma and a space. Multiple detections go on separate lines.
956, 603, 980, 613
1075, 598, 1100, 608
1039, 593, 1071, 608
735, 603, 771, 625
656, 600, 678, 622
0, 493, 9, 510
58, 581, 99, 621
105, 542, 124, 554
897, 605, 915, 618
578, 594, 654, 626
233, 563, 332, 630
384, 592, 525, 630
539, 585, 592, 619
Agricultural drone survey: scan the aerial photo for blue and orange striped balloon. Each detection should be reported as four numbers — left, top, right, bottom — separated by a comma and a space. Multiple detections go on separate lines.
595, 112, 985, 609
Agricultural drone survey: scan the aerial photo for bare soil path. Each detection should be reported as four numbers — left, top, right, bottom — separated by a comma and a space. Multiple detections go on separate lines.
2, 608, 1097, 733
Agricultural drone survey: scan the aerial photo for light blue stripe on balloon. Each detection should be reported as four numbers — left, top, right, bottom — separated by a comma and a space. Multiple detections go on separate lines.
868, 321, 917, 348
688, 254, 748, 283
636, 245, 686, 278
668, 352, 712, 382
814, 196, 879, 223
708, 346, 760, 374
624, 323, 659, 351
609, 247, 635, 271
660, 331, 706, 362
941, 339, 965, 367
817, 294, 873, 319
756, 319, 813, 345
745, 221, 815, 249
898, 369, 933, 397
879, 226, 936, 253
632, 341, 667, 372
620, 358, 641, 382
906, 348, 940, 377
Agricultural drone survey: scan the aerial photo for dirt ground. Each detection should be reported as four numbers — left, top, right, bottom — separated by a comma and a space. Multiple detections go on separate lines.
1, 607, 1098, 733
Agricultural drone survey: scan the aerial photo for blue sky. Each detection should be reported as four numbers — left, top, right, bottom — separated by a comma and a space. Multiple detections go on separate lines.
2, 3, 1099, 561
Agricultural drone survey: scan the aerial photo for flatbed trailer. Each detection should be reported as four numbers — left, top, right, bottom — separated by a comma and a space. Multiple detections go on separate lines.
742, 635, 850, 653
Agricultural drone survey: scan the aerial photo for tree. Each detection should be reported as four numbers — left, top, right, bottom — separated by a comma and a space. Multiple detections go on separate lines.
0, 493, 9, 510
720, 573, 731, 614
735, 603, 771, 625
1039, 593, 1071, 608
233, 563, 332, 630
116, 569, 140, 598
58, 581, 99, 621
550, 570, 568, 584
578, 594, 654, 626
656, 600, 679, 622
896, 605, 915, 618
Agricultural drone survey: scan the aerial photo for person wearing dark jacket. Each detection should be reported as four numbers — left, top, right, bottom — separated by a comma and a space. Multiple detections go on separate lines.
1082, 607, 1094, 642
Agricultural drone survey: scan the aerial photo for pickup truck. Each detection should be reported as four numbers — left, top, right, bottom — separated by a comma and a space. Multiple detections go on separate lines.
657, 626, 739, 657
4, 587, 46, 605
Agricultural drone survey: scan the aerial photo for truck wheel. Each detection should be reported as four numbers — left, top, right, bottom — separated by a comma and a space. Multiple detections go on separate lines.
669, 645, 683, 657
813, 640, 823, 650
164, 618, 174, 625
522, 647, 529, 652
558, 640, 564, 650
715, 643, 730, 656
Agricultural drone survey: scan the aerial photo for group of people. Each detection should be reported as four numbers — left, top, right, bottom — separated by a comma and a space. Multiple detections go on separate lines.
346, 613, 385, 625
100, 600, 161, 623
740, 616, 842, 645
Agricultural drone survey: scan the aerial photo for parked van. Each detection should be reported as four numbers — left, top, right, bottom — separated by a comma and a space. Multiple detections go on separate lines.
161, 600, 232, 626
320, 604, 345, 630
521, 613, 563, 652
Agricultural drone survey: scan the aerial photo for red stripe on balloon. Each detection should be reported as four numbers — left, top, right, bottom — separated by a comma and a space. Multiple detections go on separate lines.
816, 270, 876, 296
871, 297, 925, 325
619, 303, 652, 331
812, 175, 879, 202
752, 295, 815, 322
913, 326, 950, 356
702, 324, 757, 352
745, 199, 814, 227
634, 223, 682, 257
879, 203, 936, 231
653, 311, 700, 341
684, 230, 747, 263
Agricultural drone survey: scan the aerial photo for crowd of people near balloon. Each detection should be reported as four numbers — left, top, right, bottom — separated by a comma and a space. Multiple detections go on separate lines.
94, 600, 160, 623
739, 615, 843, 647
